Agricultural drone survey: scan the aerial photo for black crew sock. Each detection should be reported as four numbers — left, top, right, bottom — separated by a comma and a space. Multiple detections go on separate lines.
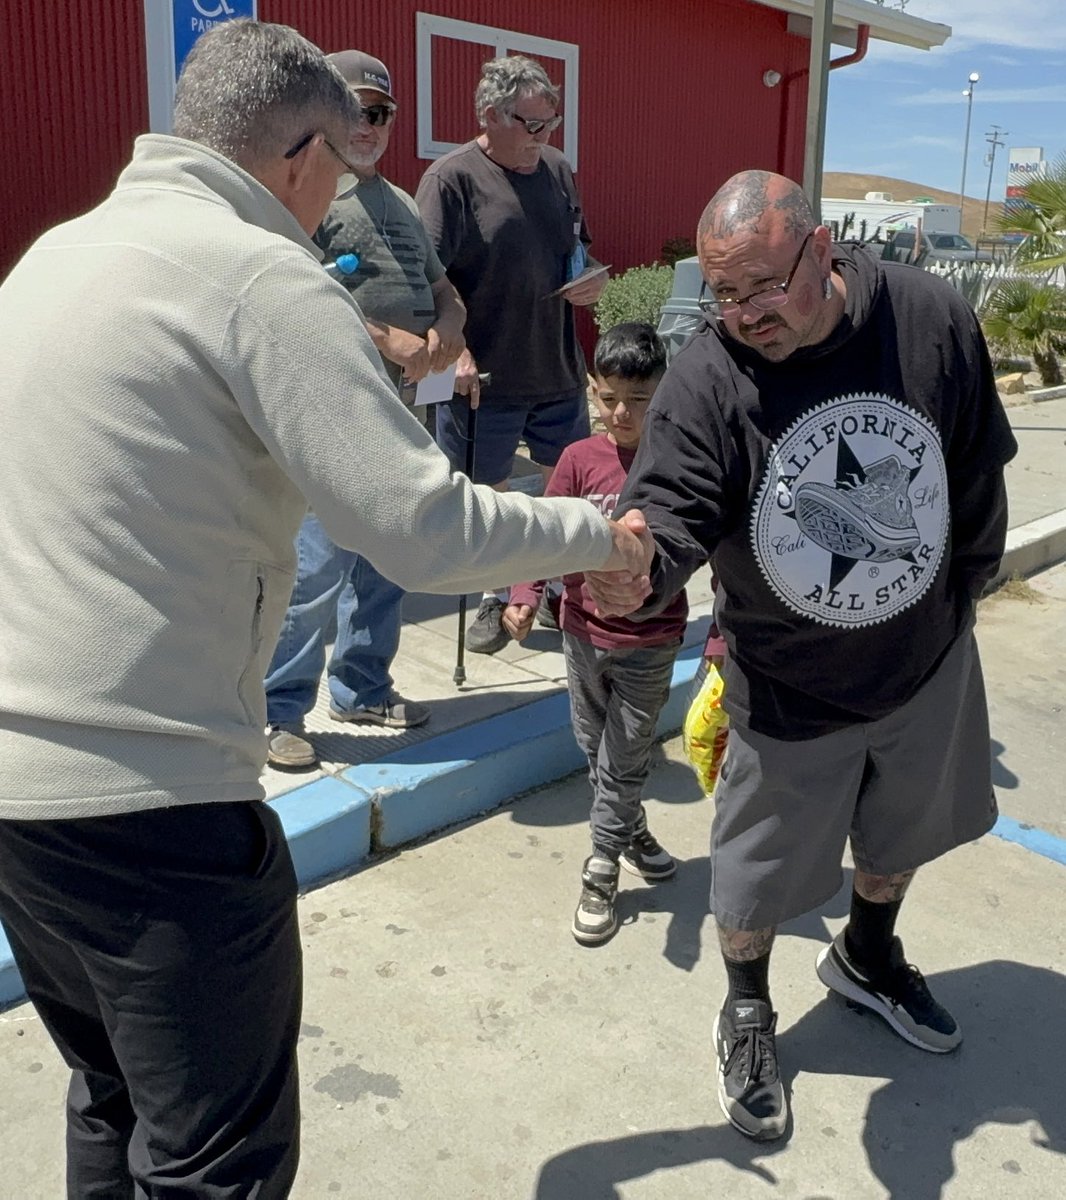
723, 952, 772, 1006
844, 890, 902, 971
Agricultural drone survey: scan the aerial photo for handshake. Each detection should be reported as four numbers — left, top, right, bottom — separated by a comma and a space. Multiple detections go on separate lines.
503, 509, 655, 640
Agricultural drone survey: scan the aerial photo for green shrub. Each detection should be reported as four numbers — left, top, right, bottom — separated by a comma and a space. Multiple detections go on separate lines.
594, 264, 675, 332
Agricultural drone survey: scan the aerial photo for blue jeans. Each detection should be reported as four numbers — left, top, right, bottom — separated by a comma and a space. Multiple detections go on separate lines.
265, 512, 403, 723
434, 388, 590, 485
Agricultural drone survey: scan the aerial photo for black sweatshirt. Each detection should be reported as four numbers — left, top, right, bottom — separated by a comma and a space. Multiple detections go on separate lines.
619, 244, 1018, 739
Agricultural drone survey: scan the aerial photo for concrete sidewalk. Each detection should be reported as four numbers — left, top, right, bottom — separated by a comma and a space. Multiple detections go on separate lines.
1, 563, 1064, 1197
1, 396, 1066, 1009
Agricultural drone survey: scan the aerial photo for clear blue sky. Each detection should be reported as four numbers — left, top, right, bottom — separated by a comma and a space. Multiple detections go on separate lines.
824, 0, 1064, 201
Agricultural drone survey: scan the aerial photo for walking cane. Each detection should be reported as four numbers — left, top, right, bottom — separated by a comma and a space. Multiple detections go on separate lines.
454, 374, 491, 686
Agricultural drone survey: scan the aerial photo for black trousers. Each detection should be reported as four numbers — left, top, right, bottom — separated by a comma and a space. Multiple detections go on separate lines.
0, 801, 302, 1198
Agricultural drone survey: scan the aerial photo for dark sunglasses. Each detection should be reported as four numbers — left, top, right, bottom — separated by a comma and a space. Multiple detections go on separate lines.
360, 103, 396, 128
511, 113, 563, 135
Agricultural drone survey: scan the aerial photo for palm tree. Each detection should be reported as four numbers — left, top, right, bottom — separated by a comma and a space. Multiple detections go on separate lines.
996, 154, 1066, 271
981, 277, 1066, 387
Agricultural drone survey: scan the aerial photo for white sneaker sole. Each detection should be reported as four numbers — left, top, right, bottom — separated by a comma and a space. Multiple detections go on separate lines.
815, 944, 961, 1054
619, 855, 676, 880
267, 753, 317, 769
329, 708, 428, 730
571, 914, 618, 945
712, 1013, 788, 1141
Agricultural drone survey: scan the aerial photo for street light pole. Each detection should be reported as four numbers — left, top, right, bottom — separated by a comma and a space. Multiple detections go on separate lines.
983, 125, 1008, 234
958, 71, 980, 218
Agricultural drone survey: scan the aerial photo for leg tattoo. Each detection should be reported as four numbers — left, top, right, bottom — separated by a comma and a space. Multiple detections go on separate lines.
717, 924, 776, 961
853, 869, 916, 904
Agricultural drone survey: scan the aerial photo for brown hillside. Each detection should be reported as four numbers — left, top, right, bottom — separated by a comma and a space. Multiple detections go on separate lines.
823, 172, 1001, 239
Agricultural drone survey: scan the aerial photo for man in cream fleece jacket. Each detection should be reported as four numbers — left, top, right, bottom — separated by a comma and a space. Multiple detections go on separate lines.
0, 21, 650, 1197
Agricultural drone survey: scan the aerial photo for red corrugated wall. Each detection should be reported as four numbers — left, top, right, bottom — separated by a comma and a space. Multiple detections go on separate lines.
1, 0, 147, 279
3, 0, 809, 280
260, 0, 810, 270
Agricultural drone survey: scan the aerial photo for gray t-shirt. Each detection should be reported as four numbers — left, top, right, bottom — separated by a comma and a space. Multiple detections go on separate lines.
315, 176, 445, 386
416, 142, 591, 399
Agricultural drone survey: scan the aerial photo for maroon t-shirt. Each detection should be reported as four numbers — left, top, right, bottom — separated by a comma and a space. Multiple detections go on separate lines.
511, 434, 688, 649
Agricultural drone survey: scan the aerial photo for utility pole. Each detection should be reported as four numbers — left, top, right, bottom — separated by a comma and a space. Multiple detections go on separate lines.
802, 0, 834, 223
982, 125, 1008, 234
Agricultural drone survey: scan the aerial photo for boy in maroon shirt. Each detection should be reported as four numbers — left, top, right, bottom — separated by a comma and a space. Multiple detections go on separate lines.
504, 324, 687, 943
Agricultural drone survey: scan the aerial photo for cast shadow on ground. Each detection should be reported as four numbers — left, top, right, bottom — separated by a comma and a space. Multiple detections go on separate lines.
533, 959, 1064, 1199
781, 958, 1066, 1199
991, 738, 1020, 789
533, 1123, 790, 1199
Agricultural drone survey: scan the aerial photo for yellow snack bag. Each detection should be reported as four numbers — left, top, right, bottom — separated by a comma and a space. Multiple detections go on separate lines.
682, 660, 730, 795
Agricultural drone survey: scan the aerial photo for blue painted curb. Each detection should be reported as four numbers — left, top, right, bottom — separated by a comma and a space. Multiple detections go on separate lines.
271, 774, 374, 887
0, 927, 17, 1010
991, 813, 1066, 866
353, 645, 703, 850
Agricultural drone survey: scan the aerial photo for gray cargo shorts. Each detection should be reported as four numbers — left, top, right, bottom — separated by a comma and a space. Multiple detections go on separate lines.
710, 625, 997, 930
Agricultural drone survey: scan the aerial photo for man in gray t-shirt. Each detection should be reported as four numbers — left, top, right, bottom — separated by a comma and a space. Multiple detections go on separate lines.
417, 54, 606, 654
264, 50, 466, 769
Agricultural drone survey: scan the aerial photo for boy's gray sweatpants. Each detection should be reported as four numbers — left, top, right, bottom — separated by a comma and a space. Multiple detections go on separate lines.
563, 632, 680, 856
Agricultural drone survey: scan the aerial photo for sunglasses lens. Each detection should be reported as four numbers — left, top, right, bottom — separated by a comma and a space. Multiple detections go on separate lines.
363, 105, 394, 127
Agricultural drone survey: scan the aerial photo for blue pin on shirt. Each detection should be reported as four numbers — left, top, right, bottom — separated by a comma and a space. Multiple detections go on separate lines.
324, 252, 360, 280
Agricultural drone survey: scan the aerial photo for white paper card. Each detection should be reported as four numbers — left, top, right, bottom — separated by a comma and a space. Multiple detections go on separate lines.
412, 363, 457, 407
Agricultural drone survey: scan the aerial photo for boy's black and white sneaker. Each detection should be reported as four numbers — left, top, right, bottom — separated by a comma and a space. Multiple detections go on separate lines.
713, 998, 788, 1141
620, 808, 676, 879
815, 931, 962, 1053
465, 596, 509, 655
571, 856, 620, 945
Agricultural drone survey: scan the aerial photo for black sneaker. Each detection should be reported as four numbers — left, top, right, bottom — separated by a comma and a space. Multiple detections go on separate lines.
571, 856, 619, 945
620, 807, 676, 879
815, 931, 962, 1053
713, 998, 788, 1141
465, 596, 509, 655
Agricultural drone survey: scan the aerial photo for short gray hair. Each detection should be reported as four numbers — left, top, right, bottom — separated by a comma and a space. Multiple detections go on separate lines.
474, 55, 559, 127
173, 20, 361, 167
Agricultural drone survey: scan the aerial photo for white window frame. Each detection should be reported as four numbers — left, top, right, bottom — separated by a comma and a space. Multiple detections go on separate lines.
415, 13, 579, 169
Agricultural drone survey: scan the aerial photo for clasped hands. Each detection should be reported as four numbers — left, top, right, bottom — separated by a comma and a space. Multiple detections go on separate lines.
504, 510, 654, 638
588, 508, 655, 616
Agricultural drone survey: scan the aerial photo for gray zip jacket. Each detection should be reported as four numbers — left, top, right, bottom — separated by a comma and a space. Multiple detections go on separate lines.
0, 136, 614, 819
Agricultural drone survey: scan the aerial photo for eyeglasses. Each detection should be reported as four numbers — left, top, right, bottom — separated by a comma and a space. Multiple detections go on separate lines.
358, 103, 396, 128
698, 231, 814, 319
510, 112, 563, 135
284, 131, 359, 198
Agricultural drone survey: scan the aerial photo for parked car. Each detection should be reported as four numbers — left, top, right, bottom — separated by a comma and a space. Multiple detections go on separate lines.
885, 229, 995, 265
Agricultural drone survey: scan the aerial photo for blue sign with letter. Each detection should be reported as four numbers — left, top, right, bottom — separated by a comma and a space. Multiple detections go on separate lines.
173, 0, 256, 80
